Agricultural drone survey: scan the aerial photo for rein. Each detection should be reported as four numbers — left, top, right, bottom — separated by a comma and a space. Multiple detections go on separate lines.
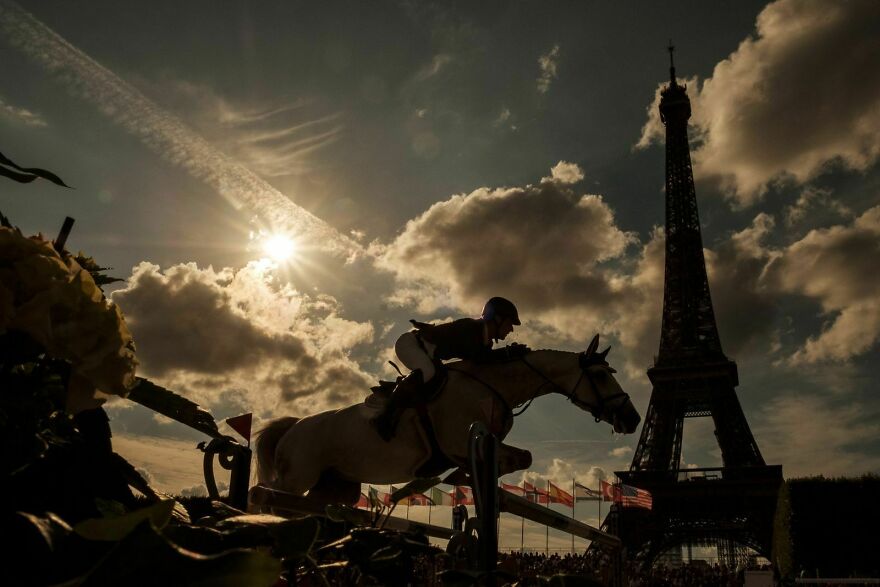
519, 354, 630, 422
446, 367, 513, 416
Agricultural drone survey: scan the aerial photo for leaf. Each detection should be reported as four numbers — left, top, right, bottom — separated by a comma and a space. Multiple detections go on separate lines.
268, 516, 321, 559
215, 514, 321, 560
369, 545, 402, 565
72, 253, 123, 287
9, 510, 72, 553
74, 498, 175, 541
0, 149, 71, 187
3, 512, 79, 586
162, 524, 227, 555
324, 503, 366, 524
80, 521, 282, 586
214, 513, 289, 529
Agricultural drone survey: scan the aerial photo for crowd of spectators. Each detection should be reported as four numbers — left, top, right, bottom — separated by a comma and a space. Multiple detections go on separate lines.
495, 551, 771, 586
625, 561, 753, 586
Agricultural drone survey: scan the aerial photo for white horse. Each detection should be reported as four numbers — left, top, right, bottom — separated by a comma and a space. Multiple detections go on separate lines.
255, 335, 640, 504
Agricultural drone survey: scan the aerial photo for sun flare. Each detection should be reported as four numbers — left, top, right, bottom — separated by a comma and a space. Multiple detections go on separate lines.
262, 234, 297, 262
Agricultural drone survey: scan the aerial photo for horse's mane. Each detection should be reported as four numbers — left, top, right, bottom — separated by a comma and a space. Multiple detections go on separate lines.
446, 348, 571, 376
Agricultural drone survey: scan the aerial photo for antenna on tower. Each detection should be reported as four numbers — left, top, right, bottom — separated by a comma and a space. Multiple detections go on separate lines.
668, 40, 676, 84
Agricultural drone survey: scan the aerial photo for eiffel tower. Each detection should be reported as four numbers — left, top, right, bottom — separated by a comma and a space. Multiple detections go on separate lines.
612, 46, 782, 567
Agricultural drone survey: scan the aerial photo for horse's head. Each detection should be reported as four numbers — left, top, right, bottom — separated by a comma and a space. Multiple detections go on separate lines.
571, 334, 641, 434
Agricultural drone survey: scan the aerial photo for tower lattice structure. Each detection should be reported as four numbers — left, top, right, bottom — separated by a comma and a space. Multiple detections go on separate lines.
630, 47, 764, 475
608, 47, 782, 568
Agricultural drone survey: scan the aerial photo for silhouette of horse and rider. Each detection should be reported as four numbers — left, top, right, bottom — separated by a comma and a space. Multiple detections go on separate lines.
256, 297, 641, 504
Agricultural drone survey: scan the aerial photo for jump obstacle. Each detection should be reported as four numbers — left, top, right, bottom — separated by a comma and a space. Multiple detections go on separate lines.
245, 422, 622, 579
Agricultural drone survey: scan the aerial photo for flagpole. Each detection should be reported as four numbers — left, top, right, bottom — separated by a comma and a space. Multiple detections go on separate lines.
545, 479, 550, 556
571, 478, 576, 554
496, 478, 501, 549
518, 481, 525, 552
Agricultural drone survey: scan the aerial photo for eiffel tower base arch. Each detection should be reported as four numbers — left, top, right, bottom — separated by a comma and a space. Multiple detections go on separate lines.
613, 466, 783, 570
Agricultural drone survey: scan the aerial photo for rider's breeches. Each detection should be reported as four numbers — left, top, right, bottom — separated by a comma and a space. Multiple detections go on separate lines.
395, 331, 437, 381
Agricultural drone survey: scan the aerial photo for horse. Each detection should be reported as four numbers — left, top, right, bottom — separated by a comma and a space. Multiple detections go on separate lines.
255, 334, 640, 504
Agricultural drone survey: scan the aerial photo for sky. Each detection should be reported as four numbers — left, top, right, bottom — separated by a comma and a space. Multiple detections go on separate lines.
2, 0, 879, 551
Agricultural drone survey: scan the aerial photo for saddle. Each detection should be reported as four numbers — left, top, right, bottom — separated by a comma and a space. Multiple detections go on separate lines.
369, 366, 447, 407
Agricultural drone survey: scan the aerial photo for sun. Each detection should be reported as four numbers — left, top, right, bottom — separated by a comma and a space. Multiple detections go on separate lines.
262, 233, 297, 262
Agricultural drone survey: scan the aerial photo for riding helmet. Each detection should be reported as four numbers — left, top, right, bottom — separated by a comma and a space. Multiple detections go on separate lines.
481, 297, 521, 325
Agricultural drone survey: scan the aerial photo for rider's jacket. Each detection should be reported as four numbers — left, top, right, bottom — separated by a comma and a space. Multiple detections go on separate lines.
409, 318, 492, 361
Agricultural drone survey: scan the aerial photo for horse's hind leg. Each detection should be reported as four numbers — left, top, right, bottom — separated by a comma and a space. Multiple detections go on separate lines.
273, 443, 323, 497
307, 470, 361, 505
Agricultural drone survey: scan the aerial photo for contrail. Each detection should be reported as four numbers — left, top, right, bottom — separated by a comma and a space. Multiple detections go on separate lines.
0, 1, 360, 258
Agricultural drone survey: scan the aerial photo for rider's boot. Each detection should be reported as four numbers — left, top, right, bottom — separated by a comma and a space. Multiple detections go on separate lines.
373, 369, 423, 441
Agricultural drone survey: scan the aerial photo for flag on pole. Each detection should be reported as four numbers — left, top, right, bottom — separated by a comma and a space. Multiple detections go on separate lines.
403, 493, 432, 506
225, 413, 253, 443
523, 481, 549, 504
619, 483, 652, 509
600, 480, 652, 509
431, 487, 454, 506
600, 480, 617, 502
356, 493, 369, 508
453, 486, 474, 505
368, 486, 385, 508
548, 481, 574, 507
369, 486, 392, 507
501, 482, 526, 497
574, 482, 602, 501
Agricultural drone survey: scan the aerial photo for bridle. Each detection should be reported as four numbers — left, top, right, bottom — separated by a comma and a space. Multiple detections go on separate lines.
517, 353, 631, 423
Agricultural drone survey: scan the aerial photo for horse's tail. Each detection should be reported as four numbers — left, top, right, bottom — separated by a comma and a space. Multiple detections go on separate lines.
255, 416, 299, 484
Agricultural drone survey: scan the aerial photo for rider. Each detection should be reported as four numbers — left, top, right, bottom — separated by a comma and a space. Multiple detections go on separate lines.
373, 296, 528, 441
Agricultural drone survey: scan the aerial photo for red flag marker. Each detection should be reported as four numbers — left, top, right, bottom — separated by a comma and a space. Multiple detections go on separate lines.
226, 413, 253, 444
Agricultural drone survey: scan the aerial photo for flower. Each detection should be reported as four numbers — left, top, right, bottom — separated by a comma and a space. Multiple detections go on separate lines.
1, 227, 138, 406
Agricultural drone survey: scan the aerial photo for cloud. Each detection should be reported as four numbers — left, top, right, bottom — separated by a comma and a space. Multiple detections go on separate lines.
705, 213, 781, 357
112, 433, 208, 493
537, 44, 561, 94
765, 206, 880, 363
162, 80, 344, 178
415, 53, 452, 82
0, 2, 358, 257
520, 457, 608, 491
636, 0, 880, 205
111, 260, 375, 416
755, 392, 880, 477
608, 446, 632, 458
0, 95, 46, 126
493, 107, 516, 131
542, 161, 584, 185
375, 170, 636, 330
784, 186, 852, 228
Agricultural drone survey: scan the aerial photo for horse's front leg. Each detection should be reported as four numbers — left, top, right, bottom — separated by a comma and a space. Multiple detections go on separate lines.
498, 443, 532, 476
441, 443, 532, 485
